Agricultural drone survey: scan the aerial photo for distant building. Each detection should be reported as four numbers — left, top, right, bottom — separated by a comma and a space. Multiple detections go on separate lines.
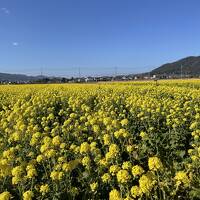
144, 76, 150, 79
85, 77, 95, 82
122, 76, 127, 80
152, 75, 156, 79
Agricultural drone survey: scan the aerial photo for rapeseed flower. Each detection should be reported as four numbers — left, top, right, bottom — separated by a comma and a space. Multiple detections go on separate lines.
23, 191, 34, 200
174, 171, 190, 187
117, 170, 130, 184
40, 184, 49, 195
148, 156, 163, 171
0, 191, 12, 200
132, 165, 144, 176
109, 189, 121, 200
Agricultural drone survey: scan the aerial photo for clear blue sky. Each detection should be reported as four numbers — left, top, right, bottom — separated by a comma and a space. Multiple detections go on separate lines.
0, 0, 200, 77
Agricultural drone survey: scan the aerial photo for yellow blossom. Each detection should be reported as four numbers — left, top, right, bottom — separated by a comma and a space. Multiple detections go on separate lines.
122, 161, 132, 170
0, 191, 12, 200
131, 186, 142, 198
109, 144, 119, 156
82, 156, 91, 167
52, 135, 62, 146
80, 142, 90, 154
50, 171, 59, 181
26, 165, 37, 178
139, 173, 155, 194
109, 189, 121, 200
132, 165, 144, 176
23, 191, 34, 200
121, 119, 129, 126
174, 171, 190, 187
103, 134, 111, 145
110, 165, 121, 176
40, 184, 49, 195
36, 155, 44, 163
101, 173, 111, 183
148, 156, 163, 171
117, 170, 130, 184
90, 182, 98, 192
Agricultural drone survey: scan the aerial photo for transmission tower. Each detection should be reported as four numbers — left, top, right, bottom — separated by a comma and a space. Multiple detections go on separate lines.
181, 64, 183, 79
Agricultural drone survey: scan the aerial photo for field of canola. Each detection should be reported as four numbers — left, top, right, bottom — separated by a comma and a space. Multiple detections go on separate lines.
0, 80, 200, 200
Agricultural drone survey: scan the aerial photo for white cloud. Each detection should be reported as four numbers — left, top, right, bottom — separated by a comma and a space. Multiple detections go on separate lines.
1, 7, 10, 15
12, 42, 19, 46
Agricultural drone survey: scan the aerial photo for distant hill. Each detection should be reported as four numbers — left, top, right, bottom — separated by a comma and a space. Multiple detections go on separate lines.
0, 73, 44, 82
151, 56, 200, 75
2, 56, 200, 82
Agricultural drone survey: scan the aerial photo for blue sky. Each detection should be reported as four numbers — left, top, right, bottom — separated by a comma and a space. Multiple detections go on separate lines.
0, 0, 200, 77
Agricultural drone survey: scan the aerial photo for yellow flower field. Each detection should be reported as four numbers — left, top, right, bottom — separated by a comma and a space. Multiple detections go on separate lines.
0, 80, 200, 199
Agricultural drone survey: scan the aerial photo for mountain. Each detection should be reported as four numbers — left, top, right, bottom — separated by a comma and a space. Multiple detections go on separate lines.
1, 56, 200, 82
151, 56, 200, 75
0, 73, 44, 82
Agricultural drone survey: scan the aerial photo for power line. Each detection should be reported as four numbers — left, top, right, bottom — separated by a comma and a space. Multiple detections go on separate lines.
2, 66, 144, 78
